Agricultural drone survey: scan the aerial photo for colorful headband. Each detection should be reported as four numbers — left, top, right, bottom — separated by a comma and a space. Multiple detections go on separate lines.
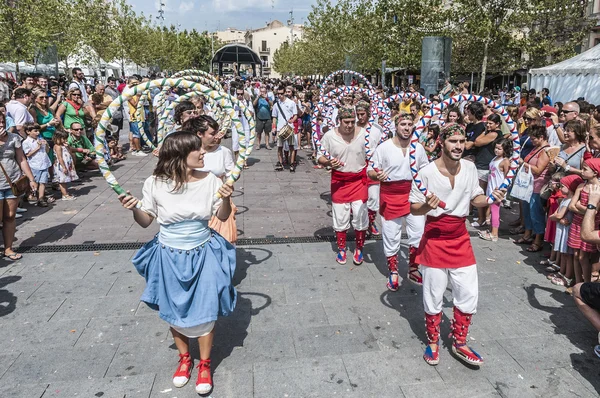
355, 100, 370, 111
440, 122, 466, 140
338, 105, 356, 120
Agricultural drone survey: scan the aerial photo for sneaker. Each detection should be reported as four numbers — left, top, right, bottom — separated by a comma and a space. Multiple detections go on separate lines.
15, 213, 22, 219
274, 161, 283, 171
353, 249, 363, 265
290, 163, 296, 173
16, 207, 27, 213
136, 151, 148, 157
336, 249, 347, 265
61, 195, 76, 201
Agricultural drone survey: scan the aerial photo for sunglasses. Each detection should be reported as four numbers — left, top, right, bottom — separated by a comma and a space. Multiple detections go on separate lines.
524, 117, 534, 121
561, 110, 575, 114
71, 94, 81, 96
71, 128, 83, 131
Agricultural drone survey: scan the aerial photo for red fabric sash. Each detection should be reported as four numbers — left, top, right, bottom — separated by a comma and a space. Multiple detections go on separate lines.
379, 180, 412, 220
331, 169, 368, 203
367, 178, 380, 186
415, 215, 476, 268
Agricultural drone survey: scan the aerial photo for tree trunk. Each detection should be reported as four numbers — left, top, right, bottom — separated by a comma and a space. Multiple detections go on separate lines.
479, 38, 489, 93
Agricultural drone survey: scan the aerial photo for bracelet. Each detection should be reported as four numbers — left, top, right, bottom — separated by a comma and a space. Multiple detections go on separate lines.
565, 165, 571, 172
554, 124, 560, 129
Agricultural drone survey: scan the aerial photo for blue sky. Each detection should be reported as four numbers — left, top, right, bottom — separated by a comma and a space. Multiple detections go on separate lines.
127, 0, 317, 32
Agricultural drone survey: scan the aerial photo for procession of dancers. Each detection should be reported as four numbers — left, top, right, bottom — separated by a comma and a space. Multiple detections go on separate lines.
110, 72, 600, 395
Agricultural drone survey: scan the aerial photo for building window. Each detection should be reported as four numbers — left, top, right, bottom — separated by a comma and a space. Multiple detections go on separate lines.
261, 41, 267, 51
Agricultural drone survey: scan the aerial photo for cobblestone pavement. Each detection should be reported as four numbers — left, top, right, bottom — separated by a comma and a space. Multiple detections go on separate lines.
0, 140, 598, 397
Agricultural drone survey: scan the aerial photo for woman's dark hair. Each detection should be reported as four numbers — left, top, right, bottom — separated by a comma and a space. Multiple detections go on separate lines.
429, 124, 440, 139
467, 102, 484, 120
446, 106, 464, 125
564, 119, 586, 143
181, 115, 219, 135
487, 113, 502, 127
496, 138, 513, 158
154, 131, 202, 192
173, 101, 196, 124
529, 125, 548, 140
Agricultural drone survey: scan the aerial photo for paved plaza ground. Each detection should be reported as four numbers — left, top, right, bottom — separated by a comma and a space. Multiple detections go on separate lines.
0, 140, 598, 397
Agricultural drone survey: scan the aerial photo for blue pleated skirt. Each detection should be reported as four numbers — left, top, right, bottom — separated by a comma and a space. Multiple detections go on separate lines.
132, 231, 237, 328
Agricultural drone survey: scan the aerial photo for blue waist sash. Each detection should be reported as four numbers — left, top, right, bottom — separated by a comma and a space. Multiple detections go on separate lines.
159, 220, 211, 250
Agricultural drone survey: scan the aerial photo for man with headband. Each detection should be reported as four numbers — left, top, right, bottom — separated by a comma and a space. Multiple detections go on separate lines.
368, 112, 428, 291
318, 105, 368, 265
356, 99, 384, 237
409, 122, 505, 367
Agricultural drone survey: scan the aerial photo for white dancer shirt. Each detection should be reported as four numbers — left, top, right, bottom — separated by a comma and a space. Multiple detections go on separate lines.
409, 159, 483, 218
369, 139, 428, 181
197, 146, 234, 180
318, 128, 366, 173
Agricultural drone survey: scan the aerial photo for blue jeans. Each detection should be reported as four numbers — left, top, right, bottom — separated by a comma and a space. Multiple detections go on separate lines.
523, 193, 546, 235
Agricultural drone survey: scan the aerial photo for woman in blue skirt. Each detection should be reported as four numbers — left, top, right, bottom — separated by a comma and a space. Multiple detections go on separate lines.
118, 131, 236, 395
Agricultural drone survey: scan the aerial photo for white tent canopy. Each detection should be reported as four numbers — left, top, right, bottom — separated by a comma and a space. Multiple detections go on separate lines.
529, 44, 600, 105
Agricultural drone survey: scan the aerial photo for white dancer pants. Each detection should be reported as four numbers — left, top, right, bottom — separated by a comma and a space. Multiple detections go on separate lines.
381, 214, 425, 257
367, 184, 380, 212
422, 264, 478, 315
332, 200, 368, 231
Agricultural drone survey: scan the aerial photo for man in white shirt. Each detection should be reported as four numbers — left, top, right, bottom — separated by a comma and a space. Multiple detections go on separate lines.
232, 87, 254, 167
368, 112, 427, 291
318, 105, 368, 266
6, 88, 34, 138
272, 86, 298, 172
409, 122, 504, 367
356, 100, 383, 237
69, 67, 88, 103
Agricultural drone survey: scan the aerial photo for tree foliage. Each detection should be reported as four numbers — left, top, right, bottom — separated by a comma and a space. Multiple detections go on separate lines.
0, 0, 220, 77
273, 0, 594, 87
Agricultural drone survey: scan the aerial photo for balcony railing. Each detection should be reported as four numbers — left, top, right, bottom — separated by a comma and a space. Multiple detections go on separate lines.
260, 47, 270, 54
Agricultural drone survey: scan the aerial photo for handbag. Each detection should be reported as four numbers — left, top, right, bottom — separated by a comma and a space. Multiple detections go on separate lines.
275, 101, 293, 140
510, 164, 534, 202
0, 161, 29, 197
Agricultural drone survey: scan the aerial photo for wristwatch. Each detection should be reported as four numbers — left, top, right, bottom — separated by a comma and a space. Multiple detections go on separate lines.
553, 124, 560, 129
587, 204, 597, 210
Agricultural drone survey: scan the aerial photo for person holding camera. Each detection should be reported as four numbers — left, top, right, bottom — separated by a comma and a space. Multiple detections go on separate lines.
66, 122, 98, 171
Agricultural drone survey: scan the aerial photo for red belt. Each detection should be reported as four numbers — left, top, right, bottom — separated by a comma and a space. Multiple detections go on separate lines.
415, 215, 476, 268
379, 180, 411, 220
331, 169, 368, 203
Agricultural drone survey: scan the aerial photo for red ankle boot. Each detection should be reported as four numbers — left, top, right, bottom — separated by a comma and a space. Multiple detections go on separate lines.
354, 230, 366, 265
424, 313, 442, 365
386, 255, 399, 291
407, 246, 423, 286
336, 231, 347, 264
450, 307, 483, 366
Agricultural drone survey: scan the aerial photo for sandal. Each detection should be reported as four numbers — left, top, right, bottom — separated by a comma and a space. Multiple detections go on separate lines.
545, 264, 560, 273
526, 244, 543, 252
387, 271, 400, 292
478, 230, 498, 242
551, 274, 572, 287
44, 196, 56, 203
274, 162, 283, 171
408, 266, 423, 286
4, 252, 22, 261
514, 237, 533, 244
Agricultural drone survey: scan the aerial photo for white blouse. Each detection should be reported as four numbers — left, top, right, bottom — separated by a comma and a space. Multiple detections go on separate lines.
140, 173, 223, 225
197, 146, 235, 180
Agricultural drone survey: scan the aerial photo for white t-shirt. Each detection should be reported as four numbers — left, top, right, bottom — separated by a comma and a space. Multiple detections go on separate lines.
22, 137, 51, 170
140, 173, 223, 225
369, 139, 428, 181
234, 99, 253, 132
318, 128, 366, 173
5, 100, 34, 126
271, 98, 297, 131
197, 146, 234, 180
409, 159, 484, 218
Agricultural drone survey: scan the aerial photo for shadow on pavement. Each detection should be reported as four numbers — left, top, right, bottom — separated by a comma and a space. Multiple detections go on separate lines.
0, 275, 21, 317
